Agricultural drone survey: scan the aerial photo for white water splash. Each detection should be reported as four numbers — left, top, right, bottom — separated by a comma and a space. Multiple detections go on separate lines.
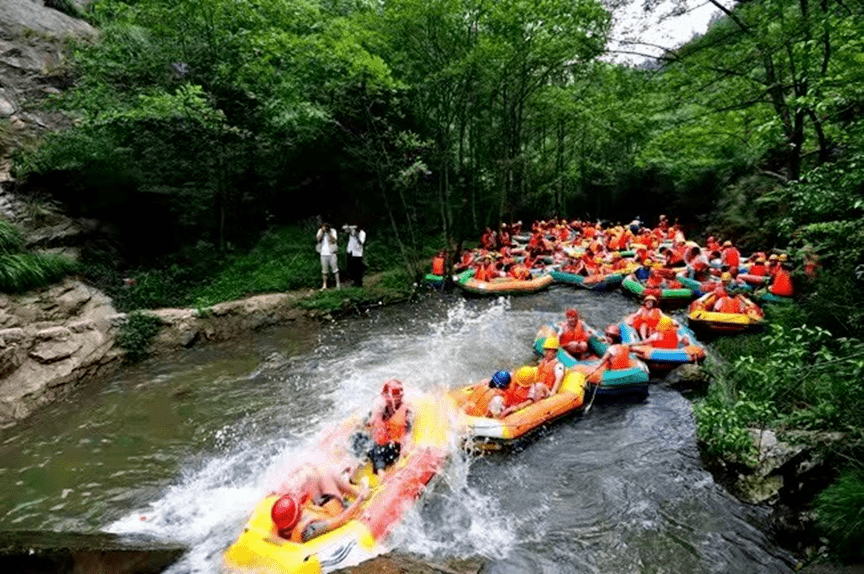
104, 298, 531, 573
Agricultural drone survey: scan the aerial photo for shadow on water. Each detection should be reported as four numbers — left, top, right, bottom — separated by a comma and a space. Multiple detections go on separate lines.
0, 287, 795, 573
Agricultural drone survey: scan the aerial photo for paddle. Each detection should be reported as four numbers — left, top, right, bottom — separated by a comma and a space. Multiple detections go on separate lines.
583, 364, 603, 414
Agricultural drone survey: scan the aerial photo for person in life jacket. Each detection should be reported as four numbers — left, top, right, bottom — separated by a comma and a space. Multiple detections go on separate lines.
748, 256, 768, 277
626, 295, 664, 339
462, 370, 512, 418
498, 223, 512, 248
537, 336, 566, 395
557, 308, 592, 358
500, 365, 546, 417
480, 227, 496, 250
634, 258, 653, 282
432, 251, 447, 276
271, 465, 371, 543
713, 290, 744, 314
769, 263, 794, 297
721, 240, 741, 272
584, 325, 636, 384
367, 379, 412, 477
684, 246, 711, 280
644, 316, 689, 349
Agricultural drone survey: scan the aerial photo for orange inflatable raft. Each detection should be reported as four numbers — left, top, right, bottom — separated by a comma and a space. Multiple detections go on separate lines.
450, 370, 585, 445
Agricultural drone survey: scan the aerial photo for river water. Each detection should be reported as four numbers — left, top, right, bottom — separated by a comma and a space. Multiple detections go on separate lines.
0, 287, 794, 573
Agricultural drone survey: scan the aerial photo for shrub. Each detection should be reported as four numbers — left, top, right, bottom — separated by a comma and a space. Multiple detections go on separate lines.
117, 311, 162, 362
814, 469, 864, 562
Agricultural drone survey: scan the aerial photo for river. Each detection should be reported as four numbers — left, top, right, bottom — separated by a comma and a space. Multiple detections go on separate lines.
0, 287, 795, 573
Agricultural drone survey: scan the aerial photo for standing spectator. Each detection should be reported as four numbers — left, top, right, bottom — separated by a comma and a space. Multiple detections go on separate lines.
344, 224, 366, 287
316, 222, 339, 290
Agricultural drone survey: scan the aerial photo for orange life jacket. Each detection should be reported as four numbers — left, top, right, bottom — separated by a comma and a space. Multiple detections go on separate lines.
463, 385, 503, 417
634, 308, 661, 331
503, 383, 531, 408
748, 263, 767, 276
652, 329, 678, 349
717, 296, 743, 314
608, 344, 633, 370
722, 247, 741, 268
432, 256, 445, 276
560, 321, 588, 345
537, 359, 558, 390
770, 269, 794, 296
371, 403, 409, 446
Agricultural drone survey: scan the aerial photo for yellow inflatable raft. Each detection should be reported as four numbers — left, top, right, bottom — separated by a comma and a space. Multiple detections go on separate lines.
688, 292, 765, 333
223, 392, 455, 574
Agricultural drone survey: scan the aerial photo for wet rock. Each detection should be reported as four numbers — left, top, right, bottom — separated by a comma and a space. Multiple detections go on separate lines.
334, 552, 485, 574
0, 530, 185, 574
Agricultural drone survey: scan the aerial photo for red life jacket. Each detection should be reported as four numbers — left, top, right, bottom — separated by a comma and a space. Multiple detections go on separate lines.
537, 359, 558, 390
371, 402, 409, 445
749, 263, 767, 276
652, 329, 678, 349
463, 386, 504, 417
770, 269, 794, 296
432, 256, 445, 276
560, 321, 588, 346
609, 344, 632, 370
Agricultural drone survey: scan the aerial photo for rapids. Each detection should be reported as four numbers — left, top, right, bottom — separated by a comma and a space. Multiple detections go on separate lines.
0, 288, 794, 573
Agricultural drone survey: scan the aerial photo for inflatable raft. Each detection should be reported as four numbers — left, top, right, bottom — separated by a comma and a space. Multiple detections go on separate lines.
550, 269, 625, 291
621, 274, 694, 305
453, 269, 554, 296
450, 370, 585, 444
223, 392, 454, 574
688, 292, 765, 333
619, 322, 706, 372
533, 325, 649, 398
677, 275, 752, 297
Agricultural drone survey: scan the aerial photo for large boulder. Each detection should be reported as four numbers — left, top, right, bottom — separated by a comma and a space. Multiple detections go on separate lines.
0, 0, 95, 38
0, 279, 123, 429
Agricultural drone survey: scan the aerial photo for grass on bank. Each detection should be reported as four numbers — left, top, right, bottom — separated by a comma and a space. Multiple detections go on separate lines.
694, 303, 864, 562
85, 223, 435, 315
0, 220, 78, 293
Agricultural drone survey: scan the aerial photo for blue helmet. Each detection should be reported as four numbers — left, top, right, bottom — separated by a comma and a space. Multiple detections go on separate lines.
490, 371, 511, 389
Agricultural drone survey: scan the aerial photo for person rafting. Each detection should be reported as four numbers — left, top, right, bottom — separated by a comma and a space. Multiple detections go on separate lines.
557, 308, 593, 359
366, 379, 413, 477
270, 465, 371, 543
500, 365, 547, 417
585, 325, 636, 383
461, 371, 511, 418
643, 316, 689, 348
537, 336, 566, 395
626, 295, 663, 339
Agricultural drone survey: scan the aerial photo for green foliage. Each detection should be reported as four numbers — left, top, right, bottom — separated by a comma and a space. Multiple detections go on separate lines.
189, 226, 321, 306
0, 220, 25, 254
814, 468, 864, 562
0, 221, 77, 293
117, 310, 162, 362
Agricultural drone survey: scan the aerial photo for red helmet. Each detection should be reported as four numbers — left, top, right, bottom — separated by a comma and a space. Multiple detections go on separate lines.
565, 308, 579, 318
382, 379, 404, 399
272, 495, 301, 532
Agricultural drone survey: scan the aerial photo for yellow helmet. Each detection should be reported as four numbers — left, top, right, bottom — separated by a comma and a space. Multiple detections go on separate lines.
778, 253, 788, 261
658, 317, 675, 330
721, 272, 732, 282
513, 366, 538, 387
543, 336, 560, 350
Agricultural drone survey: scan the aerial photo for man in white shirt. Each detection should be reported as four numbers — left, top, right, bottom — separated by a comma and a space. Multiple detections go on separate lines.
316, 223, 339, 290
344, 225, 366, 287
